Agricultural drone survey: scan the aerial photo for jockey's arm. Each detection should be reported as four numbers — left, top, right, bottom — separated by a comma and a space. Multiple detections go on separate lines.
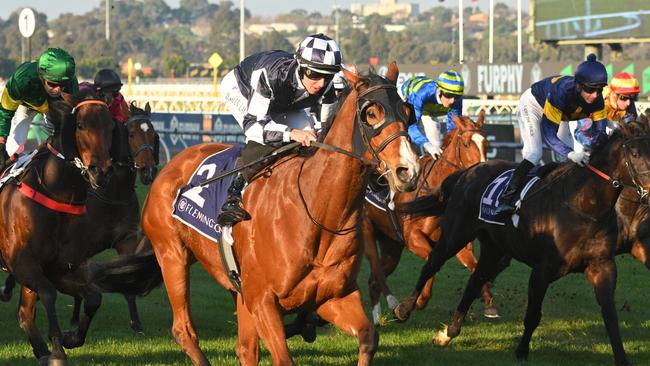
408, 123, 428, 147
540, 117, 572, 158
0, 87, 20, 139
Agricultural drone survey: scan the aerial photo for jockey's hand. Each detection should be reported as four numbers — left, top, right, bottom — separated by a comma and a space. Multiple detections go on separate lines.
568, 150, 590, 166
423, 141, 442, 159
290, 129, 317, 147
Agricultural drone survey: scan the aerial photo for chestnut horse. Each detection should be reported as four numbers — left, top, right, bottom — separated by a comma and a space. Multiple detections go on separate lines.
362, 111, 498, 324
394, 121, 650, 366
0, 92, 114, 366
138, 64, 418, 365
0, 103, 159, 336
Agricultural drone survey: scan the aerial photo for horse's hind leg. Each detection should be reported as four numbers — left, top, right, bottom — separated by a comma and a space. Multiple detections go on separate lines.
247, 293, 293, 365
17, 286, 51, 363
124, 294, 144, 334
362, 220, 395, 324
317, 290, 378, 366
115, 234, 144, 333
585, 260, 630, 366
434, 244, 505, 347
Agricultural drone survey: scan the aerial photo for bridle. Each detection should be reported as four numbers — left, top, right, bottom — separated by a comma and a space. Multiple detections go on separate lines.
124, 114, 155, 169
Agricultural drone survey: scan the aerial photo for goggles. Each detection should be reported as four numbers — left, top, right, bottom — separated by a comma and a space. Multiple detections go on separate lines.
580, 84, 603, 94
303, 68, 334, 82
440, 91, 461, 99
617, 94, 638, 102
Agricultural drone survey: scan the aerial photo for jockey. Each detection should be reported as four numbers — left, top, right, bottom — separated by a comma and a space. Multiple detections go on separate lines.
94, 69, 129, 124
495, 54, 609, 216
0, 48, 78, 164
400, 70, 464, 158
602, 72, 639, 123
218, 33, 342, 226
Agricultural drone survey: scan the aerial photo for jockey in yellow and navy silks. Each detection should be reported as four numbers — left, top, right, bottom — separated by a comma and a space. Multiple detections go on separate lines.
0, 48, 78, 165
496, 54, 609, 216
400, 70, 463, 158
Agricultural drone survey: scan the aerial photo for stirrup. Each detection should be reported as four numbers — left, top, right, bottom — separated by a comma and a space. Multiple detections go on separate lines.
218, 206, 251, 226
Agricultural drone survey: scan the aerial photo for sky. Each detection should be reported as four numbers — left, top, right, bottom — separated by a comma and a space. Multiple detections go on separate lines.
6, 0, 530, 21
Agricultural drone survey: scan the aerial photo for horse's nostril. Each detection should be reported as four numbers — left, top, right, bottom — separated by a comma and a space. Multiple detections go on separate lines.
396, 166, 410, 181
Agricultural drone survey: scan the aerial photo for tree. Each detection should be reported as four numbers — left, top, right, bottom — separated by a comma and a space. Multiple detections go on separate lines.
163, 54, 189, 77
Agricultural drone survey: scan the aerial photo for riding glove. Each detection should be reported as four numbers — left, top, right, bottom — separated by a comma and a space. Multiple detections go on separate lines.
423, 141, 442, 159
567, 150, 590, 166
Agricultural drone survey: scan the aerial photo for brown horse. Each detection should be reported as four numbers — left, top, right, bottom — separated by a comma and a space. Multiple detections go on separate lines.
0, 91, 114, 366
362, 111, 497, 324
132, 63, 419, 365
394, 120, 650, 366
0, 103, 159, 335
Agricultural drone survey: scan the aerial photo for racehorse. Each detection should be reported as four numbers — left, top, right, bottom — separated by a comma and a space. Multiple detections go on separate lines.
393, 120, 650, 366
0, 103, 159, 335
362, 111, 499, 324
0, 91, 114, 366
107, 63, 419, 365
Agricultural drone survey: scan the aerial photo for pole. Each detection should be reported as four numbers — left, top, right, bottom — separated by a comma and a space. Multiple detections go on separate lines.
240, 0, 245, 61
21, 37, 25, 63
28, 36, 31, 61
517, 0, 522, 63
334, 0, 340, 45
213, 66, 218, 96
127, 58, 133, 96
489, 0, 494, 63
105, 0, 110, 41
459, 0, 463, 63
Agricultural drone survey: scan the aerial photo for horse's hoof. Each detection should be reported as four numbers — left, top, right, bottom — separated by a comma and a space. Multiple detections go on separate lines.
130, 321, 145, 335
300, 322, 317, 343
0, 286, 12, 302
62, 331, 84, 349
515, 345, 529, 361
38, 355, 50, 366
48, 356, 68, 366
432, 325, 452, 346
393, 303, 412, 323
483, 304, 500, 319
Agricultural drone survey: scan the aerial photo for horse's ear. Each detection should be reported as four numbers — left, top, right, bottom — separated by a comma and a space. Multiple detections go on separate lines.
145, 102, 151, 115
385, 61, 399, 85
640, 112, 649, 127
343, 68, 361, 88
451, 112, 465, 129
476, 110, 485, 129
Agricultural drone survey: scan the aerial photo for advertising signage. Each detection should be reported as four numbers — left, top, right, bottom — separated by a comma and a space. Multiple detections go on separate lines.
534, 0, 650, 42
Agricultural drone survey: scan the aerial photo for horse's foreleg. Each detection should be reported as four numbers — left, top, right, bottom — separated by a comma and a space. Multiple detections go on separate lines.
585, 260, 630, 366
70, 296, 81, 327
115, 234, 144, 333
248, 292, 293, 366
317, 290, 378, 366
0, 274, 16, 302
515, 267, 550, 361
361, 219, 391, 325
236, 294, 260, 366
435, 245, 505, 346
62, 290, 102, 349
454, 242, 500, 318
17, 286, 50, 362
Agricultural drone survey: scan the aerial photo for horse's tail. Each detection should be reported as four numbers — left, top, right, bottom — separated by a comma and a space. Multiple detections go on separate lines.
88, 251, 163, 296
397, 169, 465, 218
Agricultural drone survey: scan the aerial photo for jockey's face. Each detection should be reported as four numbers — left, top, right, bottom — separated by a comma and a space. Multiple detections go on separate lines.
439, 91, 458, 108
42, 78, 64, 97
577, 84, 602, 104
301, 68, 333, 95
612, 92, 636, 111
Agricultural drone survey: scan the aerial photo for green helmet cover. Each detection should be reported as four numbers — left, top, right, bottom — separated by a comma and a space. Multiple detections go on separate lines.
38, 48, 76, 82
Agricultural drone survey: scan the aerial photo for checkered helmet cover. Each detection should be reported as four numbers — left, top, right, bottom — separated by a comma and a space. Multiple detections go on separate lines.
295, 34, 342, 74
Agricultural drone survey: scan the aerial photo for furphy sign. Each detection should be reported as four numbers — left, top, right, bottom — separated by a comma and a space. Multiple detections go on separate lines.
476, 64, 524, 94
381, 62, 650, 97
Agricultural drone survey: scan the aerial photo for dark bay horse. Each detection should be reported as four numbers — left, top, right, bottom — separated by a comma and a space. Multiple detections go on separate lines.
137, 63, 419, 365
362, 111, 497, 324
0, 92, 114, 366
1, 103, 159, 335
393, 120, 650, 366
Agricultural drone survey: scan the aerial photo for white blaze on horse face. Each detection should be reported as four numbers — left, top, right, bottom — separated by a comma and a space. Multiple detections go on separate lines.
471, 133, 487, 162
400, 138, 419, 178
140, 122, 150, 132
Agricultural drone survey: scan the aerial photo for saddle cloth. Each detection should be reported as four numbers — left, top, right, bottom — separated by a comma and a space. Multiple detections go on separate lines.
0, 150, 37, 189
479, 168, 540, 225
171, 144, 244, 242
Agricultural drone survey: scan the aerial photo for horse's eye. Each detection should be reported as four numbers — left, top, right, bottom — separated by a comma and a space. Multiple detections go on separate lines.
129, 133, 135, 138
77, 122, 84, 130
366, 110, 376, 120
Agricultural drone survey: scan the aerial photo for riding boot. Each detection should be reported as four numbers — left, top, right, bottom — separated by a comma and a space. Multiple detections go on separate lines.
495, 159, 535, 216
217, 172, 251, 226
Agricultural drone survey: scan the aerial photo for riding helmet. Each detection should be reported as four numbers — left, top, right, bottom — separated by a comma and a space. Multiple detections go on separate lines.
436, 70, 464, 96
94, 69, 123, 90
38, 48, 76, 83
609, 72, 640, 95
295, 33, 342, 74
574, 54, 608, 88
